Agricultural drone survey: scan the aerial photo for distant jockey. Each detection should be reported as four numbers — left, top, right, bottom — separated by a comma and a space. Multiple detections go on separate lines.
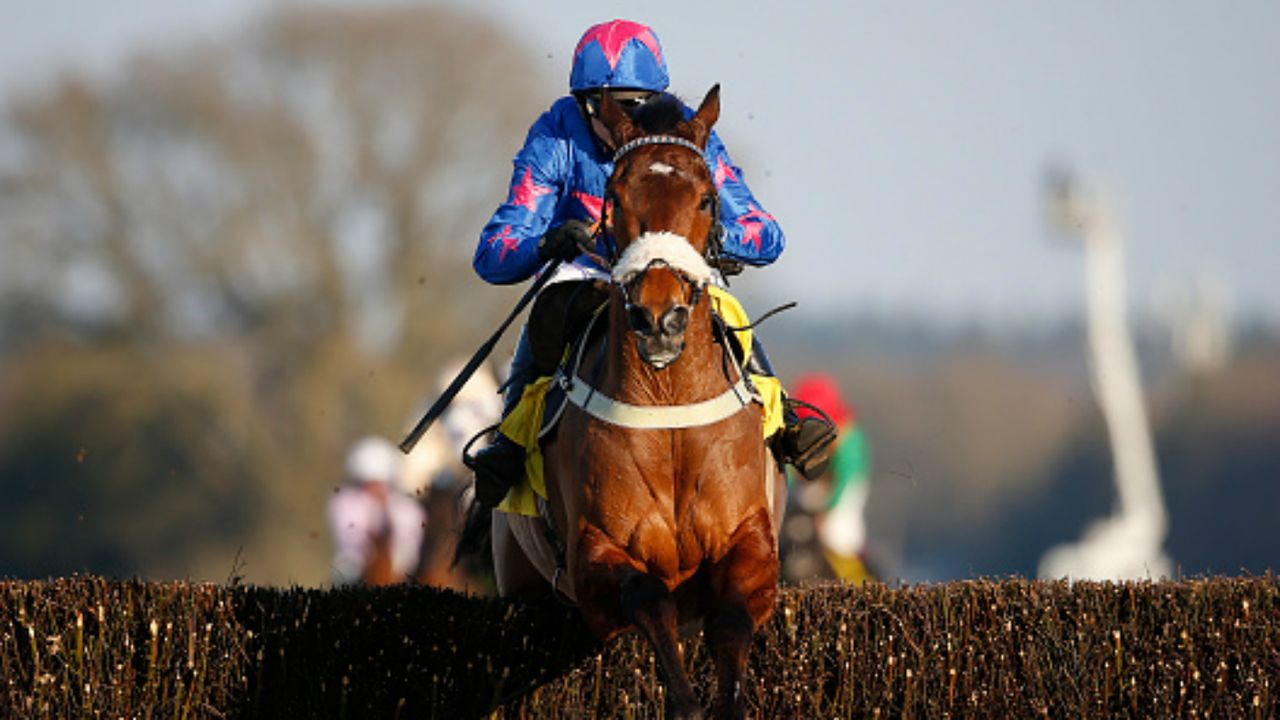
328, 436, 426, 585
469, 19, 836, 508
790, 373, 874, 584
399, 360, 503, 589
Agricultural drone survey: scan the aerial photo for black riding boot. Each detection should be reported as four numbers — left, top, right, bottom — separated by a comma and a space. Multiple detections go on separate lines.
467, 326, 535, 508
748, 336, 838, 480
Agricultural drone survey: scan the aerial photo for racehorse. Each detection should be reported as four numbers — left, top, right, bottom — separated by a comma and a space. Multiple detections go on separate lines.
489, 86, 785, 719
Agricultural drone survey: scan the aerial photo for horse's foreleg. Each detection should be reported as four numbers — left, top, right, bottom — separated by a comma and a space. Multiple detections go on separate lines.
619, 572, 703, 720
704, 603, 752, 720
578, 529, 703, 719
705, 508, 778, 720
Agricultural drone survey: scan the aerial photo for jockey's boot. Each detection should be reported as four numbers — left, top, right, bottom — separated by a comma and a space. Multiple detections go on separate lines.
748, 336, 838, 480
467, 326, 536, 508
469, 434, 524, 508
780, 399, 838, 480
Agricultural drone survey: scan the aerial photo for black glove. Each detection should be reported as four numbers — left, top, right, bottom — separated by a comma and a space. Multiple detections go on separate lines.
474, 476, 511, 510
716, 257, 745, 277
537, 219, 593, 261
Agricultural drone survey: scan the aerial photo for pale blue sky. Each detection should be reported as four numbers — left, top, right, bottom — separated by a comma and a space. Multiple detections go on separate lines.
4, 0, 1278, 326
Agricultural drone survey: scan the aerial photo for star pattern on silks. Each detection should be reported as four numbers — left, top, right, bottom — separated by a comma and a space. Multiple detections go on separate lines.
574, 20, 662, 70
737, 203, 775, 252
509, 167, 552, 212
572, 191, 603, 220
712, 157, 737, 188
485, 224, 521, 262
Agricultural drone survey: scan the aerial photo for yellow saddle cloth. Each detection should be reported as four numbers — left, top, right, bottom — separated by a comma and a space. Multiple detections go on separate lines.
496, 286, 784, 516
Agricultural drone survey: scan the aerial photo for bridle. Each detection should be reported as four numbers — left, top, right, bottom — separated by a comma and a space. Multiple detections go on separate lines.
603, 133, 723, 306
611, 134, 705, 161
617, 256, 706, 332
554, 133, 752, 429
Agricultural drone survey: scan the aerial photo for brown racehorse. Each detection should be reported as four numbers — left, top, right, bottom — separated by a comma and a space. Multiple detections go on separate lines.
491, 86, 784, 720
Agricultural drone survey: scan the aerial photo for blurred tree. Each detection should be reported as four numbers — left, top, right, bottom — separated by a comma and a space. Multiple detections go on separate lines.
0, 344, 266, 578
0, 6, 545, 582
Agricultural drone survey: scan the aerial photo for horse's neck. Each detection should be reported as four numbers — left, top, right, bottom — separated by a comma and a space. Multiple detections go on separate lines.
603, 300, 724, 404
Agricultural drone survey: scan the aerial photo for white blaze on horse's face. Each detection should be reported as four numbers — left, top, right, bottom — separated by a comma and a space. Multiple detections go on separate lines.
648, 161, 675, 175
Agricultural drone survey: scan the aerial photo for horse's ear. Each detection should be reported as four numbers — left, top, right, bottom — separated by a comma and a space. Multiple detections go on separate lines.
599, 91, 641, 147
685, 84, 721, 149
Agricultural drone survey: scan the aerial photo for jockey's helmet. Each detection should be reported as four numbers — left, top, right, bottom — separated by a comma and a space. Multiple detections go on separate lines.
345, 436, 403, 485
570, 19, 669, 93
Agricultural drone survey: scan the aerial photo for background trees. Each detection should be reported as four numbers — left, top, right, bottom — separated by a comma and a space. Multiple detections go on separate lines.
0, 6, 545, 583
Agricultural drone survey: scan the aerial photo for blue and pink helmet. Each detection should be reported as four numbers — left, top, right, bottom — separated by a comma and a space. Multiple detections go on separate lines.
569, 19, 669, 92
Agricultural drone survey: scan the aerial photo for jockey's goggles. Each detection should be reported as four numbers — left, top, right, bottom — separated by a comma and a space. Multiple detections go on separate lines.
579, 89, 655, 118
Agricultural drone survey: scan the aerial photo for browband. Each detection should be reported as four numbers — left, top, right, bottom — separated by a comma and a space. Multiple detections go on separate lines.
613, 135, 706, 163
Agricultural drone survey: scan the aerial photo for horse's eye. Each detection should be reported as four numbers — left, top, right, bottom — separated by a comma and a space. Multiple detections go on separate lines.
699, 194, 715, 213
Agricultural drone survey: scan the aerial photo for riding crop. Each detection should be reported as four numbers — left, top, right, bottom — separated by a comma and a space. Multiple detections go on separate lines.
398, 258, 562, 454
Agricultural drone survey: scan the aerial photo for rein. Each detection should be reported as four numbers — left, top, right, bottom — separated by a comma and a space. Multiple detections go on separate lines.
721, 301, 797, 333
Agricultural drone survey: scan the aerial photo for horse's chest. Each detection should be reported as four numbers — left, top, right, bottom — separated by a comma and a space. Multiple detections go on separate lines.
586, 481, 746, 580
570, 406, 764, 580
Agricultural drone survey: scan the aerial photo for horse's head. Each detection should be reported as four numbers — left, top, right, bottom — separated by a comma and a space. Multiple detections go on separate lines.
599, 85, 722, 369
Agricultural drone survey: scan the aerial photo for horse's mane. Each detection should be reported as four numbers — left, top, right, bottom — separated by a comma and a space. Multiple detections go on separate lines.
632, 93, 686, 134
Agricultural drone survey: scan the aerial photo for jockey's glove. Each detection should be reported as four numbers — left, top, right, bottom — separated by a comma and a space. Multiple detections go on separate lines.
716, 257, 745, 277
537, 219, 593, 261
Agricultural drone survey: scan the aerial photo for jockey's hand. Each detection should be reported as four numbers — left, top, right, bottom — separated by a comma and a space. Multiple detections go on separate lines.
716, 256, 745, 277
537, 220, 592, 261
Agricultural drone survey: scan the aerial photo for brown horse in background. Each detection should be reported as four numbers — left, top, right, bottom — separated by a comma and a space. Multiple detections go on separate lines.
492, 86, 784, 719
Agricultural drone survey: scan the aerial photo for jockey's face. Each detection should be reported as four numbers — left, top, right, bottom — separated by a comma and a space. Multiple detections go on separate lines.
577, 88, 654, 152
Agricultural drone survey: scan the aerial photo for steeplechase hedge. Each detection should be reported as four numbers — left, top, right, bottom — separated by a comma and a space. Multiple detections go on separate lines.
4, 576, 1277, 718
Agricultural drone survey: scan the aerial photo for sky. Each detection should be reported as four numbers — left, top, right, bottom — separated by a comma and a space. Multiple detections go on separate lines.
3, 0, 1278, 326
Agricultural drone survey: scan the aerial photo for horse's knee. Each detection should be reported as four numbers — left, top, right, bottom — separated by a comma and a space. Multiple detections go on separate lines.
620, 571, 675, 620
718, 510, 778, 583
704, 603, 752, 648
711, 508, 779, 624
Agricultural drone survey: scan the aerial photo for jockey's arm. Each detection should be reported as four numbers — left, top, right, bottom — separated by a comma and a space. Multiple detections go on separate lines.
705, 130, 785, 268
473, 111, 569, 285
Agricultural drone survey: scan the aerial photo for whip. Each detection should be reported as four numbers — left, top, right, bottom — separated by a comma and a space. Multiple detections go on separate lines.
398, 259, 561, 454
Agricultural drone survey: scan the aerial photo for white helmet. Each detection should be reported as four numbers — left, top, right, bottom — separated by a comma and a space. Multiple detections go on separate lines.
345, 436, 402, 484
436, 358, 503, 455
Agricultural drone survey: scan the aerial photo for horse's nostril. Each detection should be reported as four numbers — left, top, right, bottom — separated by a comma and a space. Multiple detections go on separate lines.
628, 305, 654, 335
662, 305, 690, 335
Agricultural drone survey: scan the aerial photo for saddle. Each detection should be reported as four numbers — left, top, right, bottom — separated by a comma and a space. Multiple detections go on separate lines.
526, 280, 611, 439
526, 280, 611, 378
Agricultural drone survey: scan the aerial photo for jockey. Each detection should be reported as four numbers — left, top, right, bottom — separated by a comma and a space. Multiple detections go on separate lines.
328, 436, 426, 585
470, 19, 835, 508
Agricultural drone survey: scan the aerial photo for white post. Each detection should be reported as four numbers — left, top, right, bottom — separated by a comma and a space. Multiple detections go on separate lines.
1038, 171, 1172, 581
